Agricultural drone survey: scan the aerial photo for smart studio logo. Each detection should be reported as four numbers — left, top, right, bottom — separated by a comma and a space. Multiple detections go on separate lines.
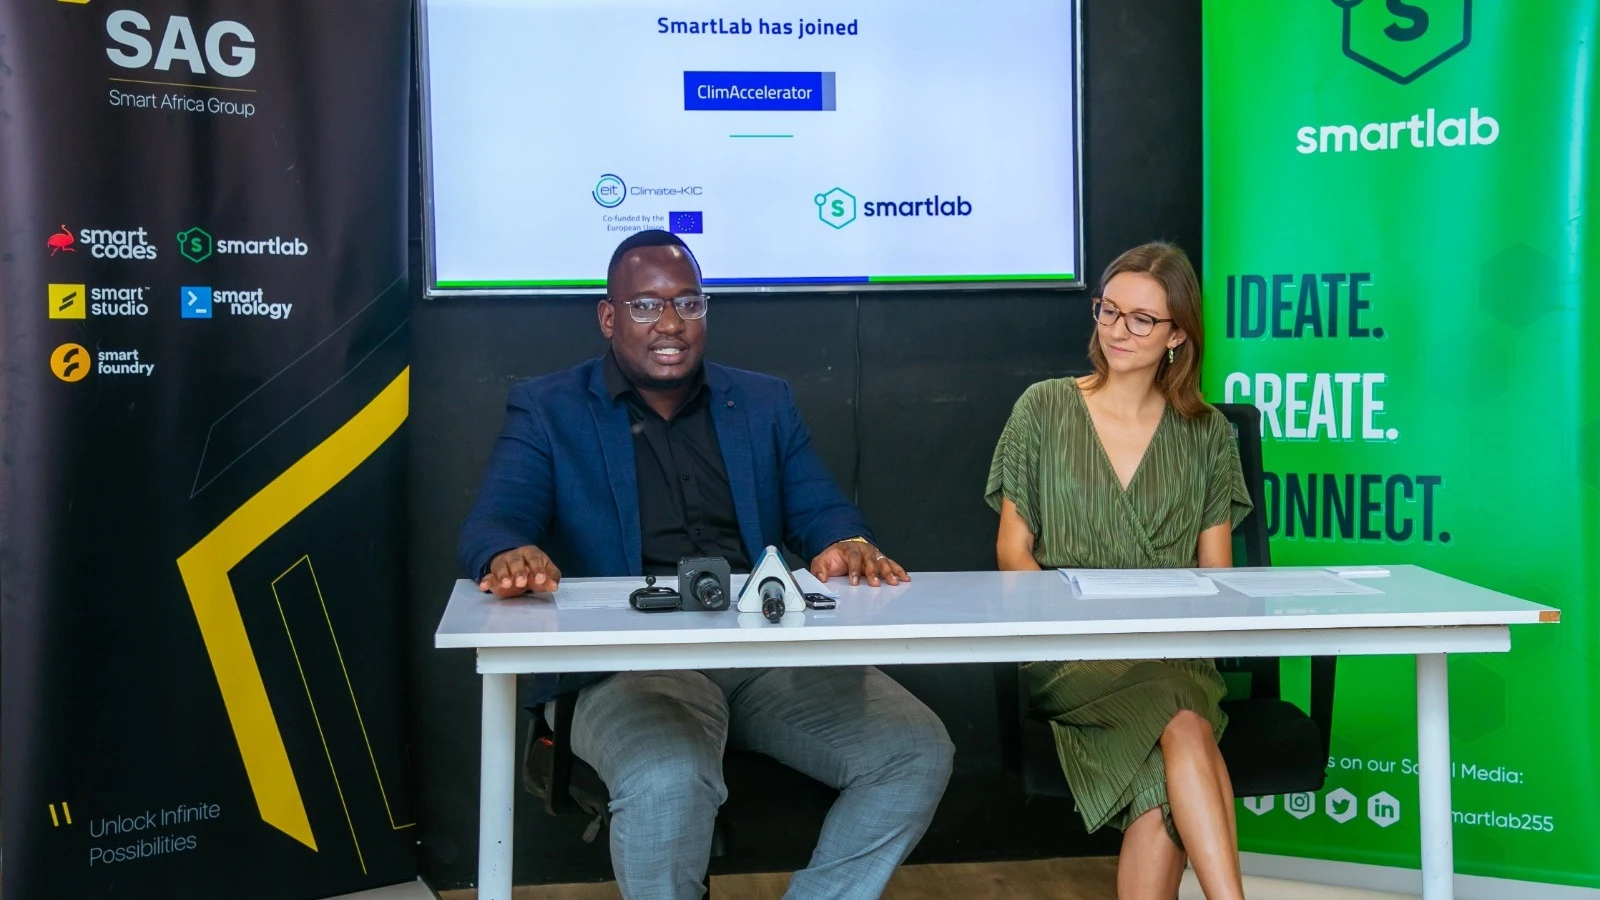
1333, 0, 1471, 86
594, 174, 626, 208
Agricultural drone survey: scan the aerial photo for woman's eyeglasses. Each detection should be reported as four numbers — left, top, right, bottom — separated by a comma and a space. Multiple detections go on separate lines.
1092, 299, 1174, 337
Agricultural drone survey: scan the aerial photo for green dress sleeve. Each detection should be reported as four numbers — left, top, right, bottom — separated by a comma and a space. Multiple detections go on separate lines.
985, 384, 1044, 534
1202, 408, 1254, 531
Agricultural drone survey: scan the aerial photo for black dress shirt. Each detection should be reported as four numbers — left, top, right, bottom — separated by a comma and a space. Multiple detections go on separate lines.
603, 351, 751, 575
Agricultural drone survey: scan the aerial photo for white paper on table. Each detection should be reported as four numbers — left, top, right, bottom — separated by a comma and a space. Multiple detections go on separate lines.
1209, 570, 1383, 598
544, 577, 639, 611
1059, 568, 1219, 598
1325, 566, 1391, 579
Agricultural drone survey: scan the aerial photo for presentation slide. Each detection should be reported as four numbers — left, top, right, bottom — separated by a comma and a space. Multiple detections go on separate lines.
422, 0, 1081, 292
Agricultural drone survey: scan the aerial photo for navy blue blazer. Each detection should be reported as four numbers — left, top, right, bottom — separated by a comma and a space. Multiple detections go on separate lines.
458, 357, 873, 702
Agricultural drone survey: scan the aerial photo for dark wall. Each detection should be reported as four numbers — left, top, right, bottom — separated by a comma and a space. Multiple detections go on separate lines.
406, 0, 1202, 887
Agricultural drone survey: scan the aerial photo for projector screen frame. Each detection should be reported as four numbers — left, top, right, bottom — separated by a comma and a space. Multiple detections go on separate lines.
416, 0, 1085, 297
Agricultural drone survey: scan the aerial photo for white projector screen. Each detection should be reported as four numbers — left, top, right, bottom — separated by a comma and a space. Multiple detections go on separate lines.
420, 0, 1082, 294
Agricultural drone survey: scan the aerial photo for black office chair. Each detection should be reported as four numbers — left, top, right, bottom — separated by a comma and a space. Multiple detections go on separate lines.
994, 402, 1336, 803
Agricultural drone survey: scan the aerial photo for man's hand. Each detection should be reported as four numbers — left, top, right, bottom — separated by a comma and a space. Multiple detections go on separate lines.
810, 540, 910, 587
479, 545, 562, 597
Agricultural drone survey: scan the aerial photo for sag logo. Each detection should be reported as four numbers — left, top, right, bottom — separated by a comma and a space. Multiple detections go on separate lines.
51, 343, 91, 383
106, 11, 257, 78
49, 283, 87, 320
815, 187, 857, 229
1333, 0, 1471, 85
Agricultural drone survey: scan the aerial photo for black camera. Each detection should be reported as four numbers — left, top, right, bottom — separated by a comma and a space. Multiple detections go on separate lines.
678, 557, 731, 611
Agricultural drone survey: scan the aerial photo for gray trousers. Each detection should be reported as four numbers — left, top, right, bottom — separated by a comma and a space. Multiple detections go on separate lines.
570, 666, 954, 900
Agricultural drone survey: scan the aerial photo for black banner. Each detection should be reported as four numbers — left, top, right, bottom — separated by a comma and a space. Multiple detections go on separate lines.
0, 2, 415, 898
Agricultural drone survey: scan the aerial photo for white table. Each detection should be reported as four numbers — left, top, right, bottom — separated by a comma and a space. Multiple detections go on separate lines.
435, 565, 1558, 900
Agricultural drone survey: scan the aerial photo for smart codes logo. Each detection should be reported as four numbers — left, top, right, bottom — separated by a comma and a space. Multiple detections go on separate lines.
594, 174, 626, 208
1333, 0, 1471, 85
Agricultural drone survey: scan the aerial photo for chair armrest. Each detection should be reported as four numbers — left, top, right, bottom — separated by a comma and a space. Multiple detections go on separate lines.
1309, 656, 1338, 762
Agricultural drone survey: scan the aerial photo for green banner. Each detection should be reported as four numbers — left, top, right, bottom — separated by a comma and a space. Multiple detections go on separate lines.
1203, 0, 1598, 888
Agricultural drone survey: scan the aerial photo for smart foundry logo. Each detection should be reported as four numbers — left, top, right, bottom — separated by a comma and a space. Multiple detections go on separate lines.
1333, 0, 1472, 85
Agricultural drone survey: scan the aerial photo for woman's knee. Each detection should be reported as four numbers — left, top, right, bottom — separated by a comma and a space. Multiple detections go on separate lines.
1160, 708, 1213, 746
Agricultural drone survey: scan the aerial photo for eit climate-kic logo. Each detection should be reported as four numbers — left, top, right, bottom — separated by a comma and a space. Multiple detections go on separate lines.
594, 174, 626, 208
1333, 0, 1471, 85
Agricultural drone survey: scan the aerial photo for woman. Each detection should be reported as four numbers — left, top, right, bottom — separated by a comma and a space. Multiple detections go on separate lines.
986, 242, 1252, 900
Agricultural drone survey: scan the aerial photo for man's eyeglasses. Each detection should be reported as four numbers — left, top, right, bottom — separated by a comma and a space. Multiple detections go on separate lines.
613, 294, 710, 324
1092, 299, 1174, 337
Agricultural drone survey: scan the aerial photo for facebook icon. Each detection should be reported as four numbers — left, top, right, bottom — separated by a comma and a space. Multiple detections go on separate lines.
669, 211, 703, 234
181, 286, 213, 319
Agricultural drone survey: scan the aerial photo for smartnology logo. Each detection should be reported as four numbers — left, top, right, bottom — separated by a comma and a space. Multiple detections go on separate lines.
1298, 1, 1492, 154
814, 187, 972, 228
180, 285, 293, 320
177, 226, 308, 262
49, 224, 159, 260
592, 174, 705, 208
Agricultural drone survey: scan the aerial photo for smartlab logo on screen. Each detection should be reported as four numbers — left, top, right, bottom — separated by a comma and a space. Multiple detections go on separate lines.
813, 187, 972, 229
1296, 1, 1494, 154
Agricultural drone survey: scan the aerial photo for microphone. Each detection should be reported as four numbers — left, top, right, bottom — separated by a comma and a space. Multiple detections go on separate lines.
736, 545, 803, 619
758, 577, 786, 622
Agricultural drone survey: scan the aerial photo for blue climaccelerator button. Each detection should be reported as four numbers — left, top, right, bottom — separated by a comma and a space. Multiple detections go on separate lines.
684, 71, 836, 111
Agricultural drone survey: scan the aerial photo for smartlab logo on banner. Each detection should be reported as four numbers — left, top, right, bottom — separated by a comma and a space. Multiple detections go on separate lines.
176, 226, 308, 263
1296, 0, 1496, 155
813, 187, 972, 229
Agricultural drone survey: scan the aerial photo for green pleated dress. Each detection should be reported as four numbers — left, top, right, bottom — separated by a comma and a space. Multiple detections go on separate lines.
985, 377, 1253, 844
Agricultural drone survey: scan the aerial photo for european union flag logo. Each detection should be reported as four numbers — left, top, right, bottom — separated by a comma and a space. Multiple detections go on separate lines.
669, 211, 703, 234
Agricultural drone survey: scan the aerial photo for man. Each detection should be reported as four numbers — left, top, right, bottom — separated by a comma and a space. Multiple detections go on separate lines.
458, 230, 954, 900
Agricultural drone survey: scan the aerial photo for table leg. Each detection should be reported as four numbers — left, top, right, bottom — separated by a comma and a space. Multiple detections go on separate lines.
479, 672, 517, 900
1416, 653, 1453, 900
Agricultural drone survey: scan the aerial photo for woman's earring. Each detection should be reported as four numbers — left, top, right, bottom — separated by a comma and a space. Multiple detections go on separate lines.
1167, 347, 1175, 364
